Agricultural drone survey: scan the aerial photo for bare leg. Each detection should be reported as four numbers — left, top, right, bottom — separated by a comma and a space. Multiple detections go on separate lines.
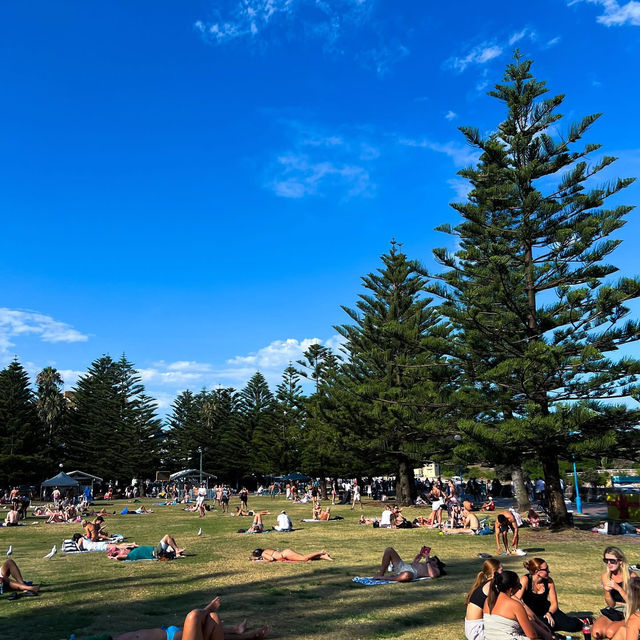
1, 559, 39, 593
280, 549, 333, 562
373, 547, 403, 577
160, 535, 185, 556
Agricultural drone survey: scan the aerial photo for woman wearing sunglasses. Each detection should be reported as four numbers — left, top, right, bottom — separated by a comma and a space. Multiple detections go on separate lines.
515, 558, 583, 633
593, 546, 638, 639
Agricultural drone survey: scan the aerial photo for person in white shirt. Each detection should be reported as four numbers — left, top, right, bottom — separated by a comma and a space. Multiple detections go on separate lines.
380, 507, 393, 528
274, 510, 292, 532
351, 484, 363, 510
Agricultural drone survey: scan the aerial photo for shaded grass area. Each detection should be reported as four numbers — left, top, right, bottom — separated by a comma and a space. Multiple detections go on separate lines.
2, 497, 639, 640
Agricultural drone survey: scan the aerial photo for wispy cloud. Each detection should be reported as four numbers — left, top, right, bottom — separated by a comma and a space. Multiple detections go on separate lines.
195, 0, 374, 46
447, 178, 472, 200
571, 0, 640, 26
266, 121, 377, 199
359, 42, 410, 77
397, 137, 480, 167
447, 43, 503, 72
0, 308, 88, 357
447, 28, 538, 73
444, 110, 457, 121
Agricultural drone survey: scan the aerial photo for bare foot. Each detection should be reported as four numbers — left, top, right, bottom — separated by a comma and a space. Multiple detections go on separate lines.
205, 596, 221, 613
321, 552, 334, 561
251, 625, 269, 639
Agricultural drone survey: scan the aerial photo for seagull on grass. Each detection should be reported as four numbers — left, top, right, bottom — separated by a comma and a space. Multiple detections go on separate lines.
44, 545, 56, 559
6, 545, 12, 557
198, 528, 202, 536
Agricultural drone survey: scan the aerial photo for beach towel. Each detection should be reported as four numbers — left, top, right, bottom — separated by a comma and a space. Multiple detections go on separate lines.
352, 576, 431, 586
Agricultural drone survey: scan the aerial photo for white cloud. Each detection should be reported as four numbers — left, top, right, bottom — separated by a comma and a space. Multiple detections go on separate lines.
573, 0, 640, 26
508, 27, 537, 45
359, 43, 410, 77
0, 307, 88, 356
447, 178, 472, 200
546, 36, 561, 47
397, 137, 480, 167
269, 153, 372, 198
448, 43, 503, 72
227, 337, 323, 367
444, 110, 457, 121
195, 0, 375, 45
266, 121, 377, 199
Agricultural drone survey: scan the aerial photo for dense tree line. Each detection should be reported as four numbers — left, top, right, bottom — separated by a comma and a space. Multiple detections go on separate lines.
0, 56, 638, 525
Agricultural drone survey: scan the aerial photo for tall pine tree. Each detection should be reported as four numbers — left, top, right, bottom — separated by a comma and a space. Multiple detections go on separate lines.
430, 53, 640, 525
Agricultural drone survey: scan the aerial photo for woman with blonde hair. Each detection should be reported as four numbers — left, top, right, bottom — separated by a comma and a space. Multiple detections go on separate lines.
593, 546, 638, 639
515, 557, 582, 633
612, 577, 640, 640
465, 558, 502, 640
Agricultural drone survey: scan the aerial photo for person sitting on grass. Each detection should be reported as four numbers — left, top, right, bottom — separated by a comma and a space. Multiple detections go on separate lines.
444, 508, 480, 534
515, 557, 583, 634
527, 509, 541, 528
312, 505, 331, 521
612, 577, 640, 640
483, 570, 539, 640
73, 533, 137, 553
481, 497, 496, 511
465, 558, 503, 640
251, 548, 334, 562
113, 596, 269, 640
372, 546, 441, 582
273, 510, 292, 532
84, 516, 111, 541
0, 558, 39, 595
495, 512, 519, 554
593, 546, 638, 639
109, 534, 185, 561
5, 507, 20, 526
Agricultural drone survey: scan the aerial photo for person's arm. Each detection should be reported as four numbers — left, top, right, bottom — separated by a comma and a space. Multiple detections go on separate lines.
514, 575, 528, 600
546, 580, 559, 615
513, 601, 540, 640
495, 523, 501, 551
602, 571, 617, 607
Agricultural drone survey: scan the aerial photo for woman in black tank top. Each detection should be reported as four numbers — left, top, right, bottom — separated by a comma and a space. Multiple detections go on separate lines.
515, 558, 582, 633
465, 559, 502, 640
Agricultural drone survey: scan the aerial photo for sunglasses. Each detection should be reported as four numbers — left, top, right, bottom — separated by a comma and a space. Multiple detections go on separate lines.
603, 558, 619, 564
537, 567, 549, 573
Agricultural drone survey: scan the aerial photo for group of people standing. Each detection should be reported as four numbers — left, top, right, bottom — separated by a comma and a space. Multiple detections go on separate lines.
465, 546, 639, 640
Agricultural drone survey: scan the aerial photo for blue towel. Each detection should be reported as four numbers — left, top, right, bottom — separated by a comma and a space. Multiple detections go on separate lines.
352, 576, 431, 586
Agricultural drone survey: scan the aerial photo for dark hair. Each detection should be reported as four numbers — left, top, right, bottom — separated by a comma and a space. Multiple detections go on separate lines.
252, 548, 264, 558
487, 570, 520, 612
72, 533, 82, 542
95, 516, 104, 523
497, 514, 507, 524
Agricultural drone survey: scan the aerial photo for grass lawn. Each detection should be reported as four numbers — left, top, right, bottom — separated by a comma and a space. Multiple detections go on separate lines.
4, 496, 640, 640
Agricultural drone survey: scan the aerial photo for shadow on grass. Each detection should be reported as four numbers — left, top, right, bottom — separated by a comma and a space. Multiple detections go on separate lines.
19, 558, 478, 639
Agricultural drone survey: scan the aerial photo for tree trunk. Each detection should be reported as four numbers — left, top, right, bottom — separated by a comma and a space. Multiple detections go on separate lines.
511, 466, 530, 512
542, 454, 570, 528
395, 457, 416, 506
319, 477, 328, 500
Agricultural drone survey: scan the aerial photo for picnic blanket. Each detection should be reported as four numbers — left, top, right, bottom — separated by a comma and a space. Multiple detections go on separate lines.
352, 576, 431, 586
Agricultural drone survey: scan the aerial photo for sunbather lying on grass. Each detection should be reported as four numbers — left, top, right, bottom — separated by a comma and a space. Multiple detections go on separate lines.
114, 596, 268, 640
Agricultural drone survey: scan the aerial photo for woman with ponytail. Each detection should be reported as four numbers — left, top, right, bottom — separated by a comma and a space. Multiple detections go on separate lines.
612, 577, 640, 640
515, 557, 583, 633
483, 570, 540, 640
465, 559, 502, 640
593, 546, 638, 639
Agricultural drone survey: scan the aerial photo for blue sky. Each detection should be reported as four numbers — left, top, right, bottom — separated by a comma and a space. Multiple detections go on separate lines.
2, 0, 640, 412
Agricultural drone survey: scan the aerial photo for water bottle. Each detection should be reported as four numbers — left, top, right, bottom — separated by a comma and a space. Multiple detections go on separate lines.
583, 621, 592, 640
